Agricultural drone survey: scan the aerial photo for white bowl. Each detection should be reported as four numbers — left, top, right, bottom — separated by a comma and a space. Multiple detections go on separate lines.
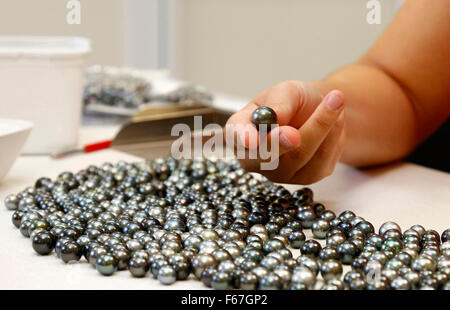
0, 119, 33, 181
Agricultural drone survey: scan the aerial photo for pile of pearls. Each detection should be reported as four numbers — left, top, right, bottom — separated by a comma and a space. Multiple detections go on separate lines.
83, 65, 152, 109
4, 157, 450, 290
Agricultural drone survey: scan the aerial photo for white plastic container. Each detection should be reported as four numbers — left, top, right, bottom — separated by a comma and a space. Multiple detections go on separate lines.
0, 36, 90, 154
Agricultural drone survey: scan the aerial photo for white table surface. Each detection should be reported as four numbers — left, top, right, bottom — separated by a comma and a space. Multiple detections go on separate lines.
0, 74, 449, 289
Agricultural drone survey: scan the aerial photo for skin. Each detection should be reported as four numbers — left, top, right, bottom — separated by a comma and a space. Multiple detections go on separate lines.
226, 0, 450, 184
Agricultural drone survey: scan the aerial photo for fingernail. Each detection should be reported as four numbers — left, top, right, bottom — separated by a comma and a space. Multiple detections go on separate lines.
325, 91, 344, 110
279, 132, 294, 149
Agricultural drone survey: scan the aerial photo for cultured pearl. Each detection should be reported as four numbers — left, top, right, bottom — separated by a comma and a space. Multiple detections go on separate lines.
326, 234, 346, 248
312, 219, 330, 239
288, 231, 306, 249
211, 272, 232, 290
442, 229, 450, 243
337, 241, 357, 265
32, 231, 55, 255
320, 260, 343, 281
251, 106, 278, 129
259, 273, 282, 290
157, 265, 177, 285
297, 206, 316, 229
319, 247, 340, 261
128, 257, 149, 277
239, 272, 258, 290
4, 194, 19, 210
301, 240, 322, 258
390, 276, 410, 290
192, 254, 217, 279
291, 266, 316, 289
412, 256, 436, 272
96, 254, 118, 276
60, 241, 82, 263
379, 221, 401, 236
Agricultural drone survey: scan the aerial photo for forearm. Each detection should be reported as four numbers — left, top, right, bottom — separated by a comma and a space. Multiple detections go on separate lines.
310, 63, 419, 167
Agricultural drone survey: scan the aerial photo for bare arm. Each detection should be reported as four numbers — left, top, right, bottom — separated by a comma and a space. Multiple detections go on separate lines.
315, 0, 450, 166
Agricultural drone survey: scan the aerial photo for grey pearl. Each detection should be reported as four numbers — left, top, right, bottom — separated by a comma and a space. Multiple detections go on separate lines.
348, 278, 366, 290
379, 221, 401, 236
211, 272, 232, 290
192, 254, 217, 279
158, 265, 176, 285
260, 256, 281, 271
326, 234, 346, 248
412, 256, 436, 272
128, 257, 149, 277
212, 249, 231, 263
4, 194, 19, 210
288, 231, 306, 249
382, 268, 398, 281
337, 241, 357, 265
312, 219, 330, 239
410, 224, 426, 237
218, 260, 236, 274
290, 283, 308, 290
291, 266, 316, 289
239, 272, 258, 290
319, 246, 340, 261
252, 266, 269, 279
297, 206, 316, 229
390, 276, 410, 290
259, 273, 282, 290
96, 254, 118, 276
320, 259, 343, 281
296, 256, 319, 276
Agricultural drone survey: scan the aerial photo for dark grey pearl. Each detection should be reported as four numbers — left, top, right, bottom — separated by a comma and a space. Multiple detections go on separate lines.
319, 246, 340, 261
96, 254, 117, 276
289, 283, 308, 290
382, 268, 398, 282
385, 258, 404, 271
60, 241, 82, 263
11, 210, 24, 228
412, 256, 436, 272
442, 229, 450, 243
158, 265, 176, 285
192, 254, 217, 279
173, 261, 190, 280
337, 241, 357, 264
348, 278, 366, 290
320, 211, 336, 221
301, 240, 321, 258
410, 224, 426, 237
344, 270, 364, 284
390, 276, 410, 290
239, 272, 258, 290
251, 106, 278, 129
211, 271, 232, 290
404, 271, 420, 288
295, 256, 318, 275
351, 256, 368, 271
263, 239, 285, 254
4, 194, 19, 210
291, 266, 316, 289
326, 234, 346, 248
356, 221, 374, 236
312, 219, 330, 239
379, 221, 401, 236
297, 206, 316, 229
200, 266, 216, 287
320, 259, 343, 281
288, 231, 306, 249
382, 237, 403, 254
111, 249, 130, 270
366, 277, 389, 290
212, 249, 231, 263
32, 231, 55, 255
128, 257, 149, 277
259, 273, 282, 290
339, 210, 355, 222
260, 256, 281, 271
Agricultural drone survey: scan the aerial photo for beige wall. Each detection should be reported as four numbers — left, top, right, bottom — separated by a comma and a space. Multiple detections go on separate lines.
171, 0, 399, 98
0, 0, 126, 66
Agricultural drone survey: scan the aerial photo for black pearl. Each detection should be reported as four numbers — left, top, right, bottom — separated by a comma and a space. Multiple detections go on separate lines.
251, 106, 278, 130
32, 231, 55, 255
60, 241, 82, 263
312, 219, 330, 239
297, 206, 316, 229
320, 259, 343, 281
158, 265, 176, 285
211, 272, 232, 290
301, 240, 322, 258
319, 247, 340, 261
337, 241, 358, 265
128, 257, 149, 277
441, 229, 450, 243
239, 272, 258, 290
96, 254, 117, 276
259, 273, 282, 290
288, 231, 306, 249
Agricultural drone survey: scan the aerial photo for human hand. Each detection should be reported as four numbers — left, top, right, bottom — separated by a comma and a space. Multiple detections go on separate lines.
226, 81, 346, 184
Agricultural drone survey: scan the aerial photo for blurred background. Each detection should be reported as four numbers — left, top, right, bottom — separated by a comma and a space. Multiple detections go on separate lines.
0, 0, 404, 169
0, 0, 402, 98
